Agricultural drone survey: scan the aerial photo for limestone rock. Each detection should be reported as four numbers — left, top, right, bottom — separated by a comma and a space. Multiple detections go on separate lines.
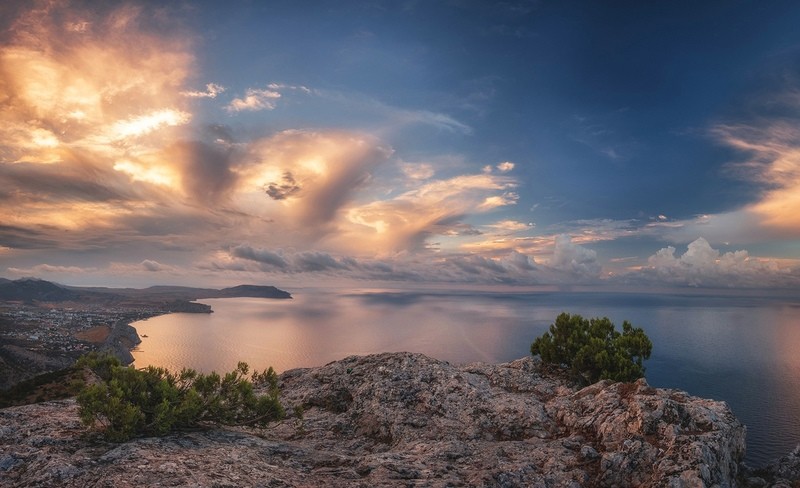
0, 352, 750, 487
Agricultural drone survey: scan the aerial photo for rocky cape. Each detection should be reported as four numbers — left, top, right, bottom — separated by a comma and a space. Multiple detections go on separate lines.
0, 352, 796, 487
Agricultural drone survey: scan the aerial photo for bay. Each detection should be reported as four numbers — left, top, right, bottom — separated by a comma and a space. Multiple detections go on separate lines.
131, 288, 800, 466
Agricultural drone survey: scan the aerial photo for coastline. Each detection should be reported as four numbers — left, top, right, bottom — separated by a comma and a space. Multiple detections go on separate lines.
102, 305, 213, 365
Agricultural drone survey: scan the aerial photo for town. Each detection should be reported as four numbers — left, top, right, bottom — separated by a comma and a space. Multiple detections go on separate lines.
0, 303, 164, 390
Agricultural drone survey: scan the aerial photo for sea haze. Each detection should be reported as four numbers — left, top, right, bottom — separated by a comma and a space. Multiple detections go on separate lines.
131, 289, 800, 466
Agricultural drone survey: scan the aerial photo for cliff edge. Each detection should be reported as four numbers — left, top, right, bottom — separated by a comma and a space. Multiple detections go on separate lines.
0, 352, 750, 487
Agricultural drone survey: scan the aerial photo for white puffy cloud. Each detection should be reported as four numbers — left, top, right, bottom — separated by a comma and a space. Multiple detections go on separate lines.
496, 161, 515, 173
547, 234, 602, 278
632, 237, 799, 288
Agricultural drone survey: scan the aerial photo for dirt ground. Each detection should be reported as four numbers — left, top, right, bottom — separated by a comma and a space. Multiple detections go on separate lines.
73, 325, 110, 343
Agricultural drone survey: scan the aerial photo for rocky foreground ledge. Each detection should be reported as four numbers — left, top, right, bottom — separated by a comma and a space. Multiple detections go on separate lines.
0, 352, 795, 487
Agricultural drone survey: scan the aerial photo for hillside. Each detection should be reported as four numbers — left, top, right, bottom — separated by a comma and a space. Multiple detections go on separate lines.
0, 278, 80, 302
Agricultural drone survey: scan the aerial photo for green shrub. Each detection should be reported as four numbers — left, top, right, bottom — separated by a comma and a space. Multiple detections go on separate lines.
530, 312, 652, 385
77, 355, 284, 441
75, 351, 122, 381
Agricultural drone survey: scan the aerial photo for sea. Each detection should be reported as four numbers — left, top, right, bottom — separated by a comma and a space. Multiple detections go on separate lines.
130, 288, 800, 467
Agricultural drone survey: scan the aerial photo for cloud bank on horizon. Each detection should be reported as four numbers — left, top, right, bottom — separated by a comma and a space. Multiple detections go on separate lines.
1, 0, 799, 290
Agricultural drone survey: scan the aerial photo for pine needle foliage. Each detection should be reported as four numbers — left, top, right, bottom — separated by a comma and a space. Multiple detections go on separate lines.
76, 353, 284, 442
530, 312, 652, 385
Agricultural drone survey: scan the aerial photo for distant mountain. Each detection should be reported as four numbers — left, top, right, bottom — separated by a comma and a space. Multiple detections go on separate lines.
0, 278, 291, 303
217, 285, 292, 299
0, 278, 80, 302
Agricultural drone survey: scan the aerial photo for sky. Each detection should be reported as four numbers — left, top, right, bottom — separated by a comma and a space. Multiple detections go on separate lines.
1, 0, 800, 290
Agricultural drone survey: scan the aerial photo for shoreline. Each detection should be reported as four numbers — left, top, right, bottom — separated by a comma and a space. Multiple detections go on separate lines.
102, 306, 213, 365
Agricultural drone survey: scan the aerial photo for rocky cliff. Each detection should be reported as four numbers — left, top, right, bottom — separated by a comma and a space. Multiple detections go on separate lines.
98, 319, 142, 365
0, 352, 763, 487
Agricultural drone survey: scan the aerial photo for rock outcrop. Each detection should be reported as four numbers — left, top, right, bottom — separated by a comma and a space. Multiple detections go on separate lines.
98, 319, 142, 365
0, 352, 749, 487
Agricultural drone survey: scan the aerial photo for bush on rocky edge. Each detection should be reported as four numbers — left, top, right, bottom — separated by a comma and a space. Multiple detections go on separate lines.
530, 312, 652, 384
76, 353, 284, 441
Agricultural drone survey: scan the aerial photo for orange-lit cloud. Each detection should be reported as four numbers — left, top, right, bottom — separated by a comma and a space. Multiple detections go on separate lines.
234, 130, 393, 240
342, 174, 517, 253
226, 88, 282, 112
0, 3, 192, 154
0, 0, 520, 266
7, 2, 794, 290
181, 83, 225, 99
0, 2, 256, 256
485, 220, 533, 233
642, 116, 800, 247
713, 121, 800, 236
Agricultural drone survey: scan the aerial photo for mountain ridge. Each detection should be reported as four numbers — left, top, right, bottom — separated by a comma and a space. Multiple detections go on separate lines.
0, 278, 292, 303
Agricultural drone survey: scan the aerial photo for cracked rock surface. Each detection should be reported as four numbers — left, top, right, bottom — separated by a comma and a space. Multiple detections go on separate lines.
0, 352, 751, 487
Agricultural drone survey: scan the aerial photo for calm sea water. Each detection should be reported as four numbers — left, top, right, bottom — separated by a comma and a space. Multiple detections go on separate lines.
131, 288, 800, 466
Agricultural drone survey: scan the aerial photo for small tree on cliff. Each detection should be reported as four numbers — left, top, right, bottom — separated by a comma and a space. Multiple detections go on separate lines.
530, 312, 652, 385
77, 353, 284, 442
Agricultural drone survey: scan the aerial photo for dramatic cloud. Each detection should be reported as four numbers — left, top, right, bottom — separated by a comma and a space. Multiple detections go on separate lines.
3, 2, 795, 292
0, 1, 198, 248
237, 130, 393, 236
343, 173, 517, 253
0, 3, 192, 159
0, 0, 521, 273
162, 140, 237, 203
264, 172, 302, 200
713, 120, 800, 238
628, 104, 800, 248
